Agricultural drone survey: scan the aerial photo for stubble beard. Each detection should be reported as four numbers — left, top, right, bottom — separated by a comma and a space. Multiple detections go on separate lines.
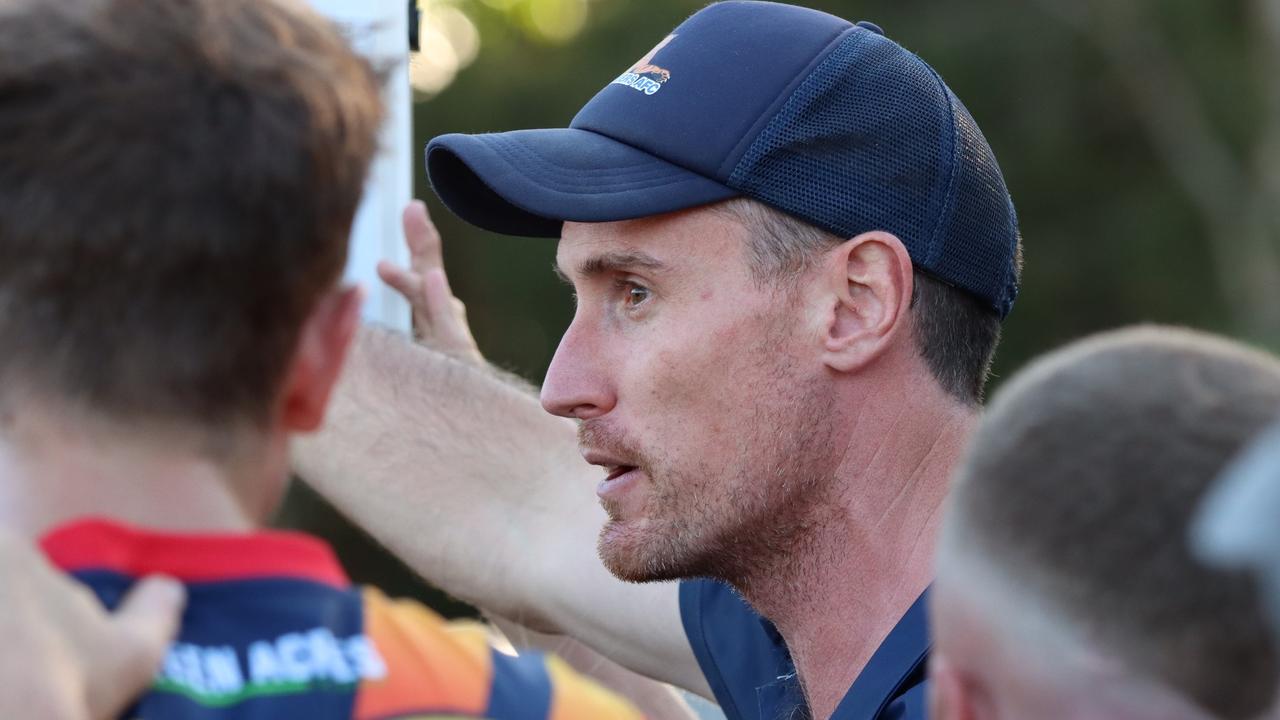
590, 368, 840, 588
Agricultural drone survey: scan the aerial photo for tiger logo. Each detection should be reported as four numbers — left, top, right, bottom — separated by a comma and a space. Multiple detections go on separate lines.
629, 34, 675, 81
611, 34, 676, 95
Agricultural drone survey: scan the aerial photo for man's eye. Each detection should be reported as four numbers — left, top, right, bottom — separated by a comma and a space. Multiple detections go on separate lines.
618, 281, 651, 308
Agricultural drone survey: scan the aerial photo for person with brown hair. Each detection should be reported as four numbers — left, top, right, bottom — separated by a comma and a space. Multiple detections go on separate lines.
0, 0, 643, 717
931, 326, 1280, 720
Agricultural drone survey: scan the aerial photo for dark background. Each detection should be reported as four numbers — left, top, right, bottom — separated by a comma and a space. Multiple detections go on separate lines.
276, 0, 1280, 619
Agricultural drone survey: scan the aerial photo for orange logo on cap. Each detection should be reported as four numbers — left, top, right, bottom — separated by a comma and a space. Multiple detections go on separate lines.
611, 34, 676, 95
629, 34, 675, 81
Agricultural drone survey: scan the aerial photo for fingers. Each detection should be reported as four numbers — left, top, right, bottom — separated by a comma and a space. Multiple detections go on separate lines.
423, 269, 482, 362
423, 268, 458, 336
390, 200, 483, 362
402, 200, 444, 275
377, 260, 425, 308
0, 531, 187, 720
379, 259, 433, 342
88, 576, 186, 719
114, 576, 186, 661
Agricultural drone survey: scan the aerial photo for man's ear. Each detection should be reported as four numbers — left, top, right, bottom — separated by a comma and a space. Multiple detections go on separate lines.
819, 231, 913, 372
279, 285, 363, 433
929, 653, 981, 720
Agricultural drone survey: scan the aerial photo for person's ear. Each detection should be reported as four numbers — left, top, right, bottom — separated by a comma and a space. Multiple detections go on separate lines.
818, 231, 913, 373
279, 285, 363, 432
929, 653, 982, 720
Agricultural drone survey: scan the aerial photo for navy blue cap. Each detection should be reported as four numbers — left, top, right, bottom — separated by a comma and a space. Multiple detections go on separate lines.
427, 1, 1021, 317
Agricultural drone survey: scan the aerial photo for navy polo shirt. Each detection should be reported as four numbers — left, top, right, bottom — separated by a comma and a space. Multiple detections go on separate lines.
680, 580, 930, 720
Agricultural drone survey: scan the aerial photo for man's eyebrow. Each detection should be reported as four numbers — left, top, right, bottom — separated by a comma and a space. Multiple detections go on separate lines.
552, 251, 667, 286
576, 251, 666, 278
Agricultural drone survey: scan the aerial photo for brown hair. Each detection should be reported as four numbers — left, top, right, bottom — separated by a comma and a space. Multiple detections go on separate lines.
0, 0, 383, 431
947, 326, 1280, 720
713, 198, 1017, 405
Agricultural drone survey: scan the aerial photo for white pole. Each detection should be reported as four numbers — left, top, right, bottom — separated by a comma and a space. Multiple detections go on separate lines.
308, 0, 413, 331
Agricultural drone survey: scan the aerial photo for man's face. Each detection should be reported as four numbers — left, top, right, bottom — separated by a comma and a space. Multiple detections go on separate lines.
541, 206, 841, 584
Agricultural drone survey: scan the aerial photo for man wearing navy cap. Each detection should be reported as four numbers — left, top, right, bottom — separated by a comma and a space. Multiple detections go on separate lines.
296, 3, 1023, 719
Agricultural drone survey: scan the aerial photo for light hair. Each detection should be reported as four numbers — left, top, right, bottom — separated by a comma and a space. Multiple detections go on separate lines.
944, 325, 1280, 720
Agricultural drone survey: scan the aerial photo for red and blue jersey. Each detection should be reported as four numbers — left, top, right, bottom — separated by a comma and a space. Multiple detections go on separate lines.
42, 519, 644, 720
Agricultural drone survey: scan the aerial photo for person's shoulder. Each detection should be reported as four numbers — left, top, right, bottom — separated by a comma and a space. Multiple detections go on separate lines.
354, 587, 643, 719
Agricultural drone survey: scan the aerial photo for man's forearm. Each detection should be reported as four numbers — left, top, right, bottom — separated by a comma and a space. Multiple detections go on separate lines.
294, 326, 595, 624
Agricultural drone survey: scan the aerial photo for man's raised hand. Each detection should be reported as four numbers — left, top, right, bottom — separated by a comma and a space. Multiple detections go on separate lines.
377, 201, 483, 363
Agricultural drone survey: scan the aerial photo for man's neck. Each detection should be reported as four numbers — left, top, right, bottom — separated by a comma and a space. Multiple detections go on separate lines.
735, 385, 977, 720
0, 402, 280, 539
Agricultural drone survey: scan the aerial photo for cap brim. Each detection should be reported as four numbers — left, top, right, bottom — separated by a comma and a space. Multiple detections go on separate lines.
426, 128, 739, 238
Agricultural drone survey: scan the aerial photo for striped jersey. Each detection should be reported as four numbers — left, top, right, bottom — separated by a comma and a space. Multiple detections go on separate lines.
41, 519, 644, 720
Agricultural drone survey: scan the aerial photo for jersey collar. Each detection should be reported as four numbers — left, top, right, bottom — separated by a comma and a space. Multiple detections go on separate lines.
41, 517, 349, 588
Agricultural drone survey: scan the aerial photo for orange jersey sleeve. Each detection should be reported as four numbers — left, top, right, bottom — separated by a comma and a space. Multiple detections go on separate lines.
353, 587, 646, 720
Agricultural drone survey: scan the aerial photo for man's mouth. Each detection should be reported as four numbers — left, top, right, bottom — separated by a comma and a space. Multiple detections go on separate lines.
582, 450, 640, 483
604, 464, 638, 482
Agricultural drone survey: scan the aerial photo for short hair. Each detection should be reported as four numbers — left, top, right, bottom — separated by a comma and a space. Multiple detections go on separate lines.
0, 0, 383, 431
713, 198, 1017, 405
946, 326, 1280, 720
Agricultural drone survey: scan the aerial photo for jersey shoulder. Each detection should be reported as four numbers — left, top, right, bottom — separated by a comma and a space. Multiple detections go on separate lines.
355, 586, 645, 720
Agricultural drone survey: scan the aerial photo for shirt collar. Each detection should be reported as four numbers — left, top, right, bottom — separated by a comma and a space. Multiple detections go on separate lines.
755, 588, 933, 720
833, 587, 932, 718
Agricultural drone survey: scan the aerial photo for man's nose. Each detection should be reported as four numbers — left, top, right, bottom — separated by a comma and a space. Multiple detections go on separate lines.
540, 319, 616, 420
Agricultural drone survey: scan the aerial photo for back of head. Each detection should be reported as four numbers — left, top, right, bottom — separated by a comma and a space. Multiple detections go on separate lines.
938, 326, 1280, 720
0, 0, 382, 435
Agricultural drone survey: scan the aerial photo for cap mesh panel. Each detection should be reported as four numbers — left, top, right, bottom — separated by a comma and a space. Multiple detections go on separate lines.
942, 94, 1020, 316
728, 30, 1019, 315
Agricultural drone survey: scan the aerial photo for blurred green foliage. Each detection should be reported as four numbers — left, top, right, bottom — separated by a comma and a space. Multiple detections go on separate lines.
280, 0, 1280, 617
